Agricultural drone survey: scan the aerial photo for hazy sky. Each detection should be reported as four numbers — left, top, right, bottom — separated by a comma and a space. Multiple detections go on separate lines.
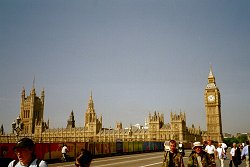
0, 0, 249, 135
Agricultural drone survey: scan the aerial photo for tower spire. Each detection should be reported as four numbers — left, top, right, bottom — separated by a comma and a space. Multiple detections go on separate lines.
208, 64, 214, 78
207, 65, 216, 85
87, 91, 95, 113
90, 90, 93, 100
32, 76, 35, 90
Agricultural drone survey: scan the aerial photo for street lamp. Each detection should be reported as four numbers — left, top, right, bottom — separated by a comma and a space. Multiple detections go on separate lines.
12, 115, 24, 140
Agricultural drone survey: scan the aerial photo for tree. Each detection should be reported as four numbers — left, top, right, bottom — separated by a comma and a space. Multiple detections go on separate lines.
237, 134, 248, 144
224, 137, 238, 147
223, 134, 248, 147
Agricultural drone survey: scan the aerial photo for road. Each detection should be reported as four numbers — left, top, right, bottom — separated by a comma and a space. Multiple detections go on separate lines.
48, 150, 246, 167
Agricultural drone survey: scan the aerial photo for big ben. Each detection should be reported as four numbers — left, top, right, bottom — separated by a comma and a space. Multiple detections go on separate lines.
204, 66, 223, 142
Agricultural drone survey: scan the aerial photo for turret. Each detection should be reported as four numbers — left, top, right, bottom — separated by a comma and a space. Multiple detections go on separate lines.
0, 124, 4, 135
21, 87, 25, 101
67, 110, 75, 128
41, 88, 45, 104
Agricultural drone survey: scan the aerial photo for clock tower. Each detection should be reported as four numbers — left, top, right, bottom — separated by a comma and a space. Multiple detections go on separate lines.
204, 66, 223, 142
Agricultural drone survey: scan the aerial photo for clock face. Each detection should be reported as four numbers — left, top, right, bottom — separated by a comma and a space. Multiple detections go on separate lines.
207, 95, 215, 102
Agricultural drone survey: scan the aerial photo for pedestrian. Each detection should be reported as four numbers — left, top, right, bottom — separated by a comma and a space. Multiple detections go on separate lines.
75, 149, 92, 167
8, 137, 47, 167
202, 140, 208, 150
237, 143, 242, 165
205, 140, 216, 159
221, 143, 227, 159
162, 140, 185, 167
187, 141, 216, 167
178, 142, 185, 157
61, 144, 69, 162
76, 148, 85, 157
216, 143, 225, 167
230, 143, 241, 167
241, 140, 250, 167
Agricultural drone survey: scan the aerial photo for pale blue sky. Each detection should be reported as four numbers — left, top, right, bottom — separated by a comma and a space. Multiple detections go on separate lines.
0, 0, 249, 135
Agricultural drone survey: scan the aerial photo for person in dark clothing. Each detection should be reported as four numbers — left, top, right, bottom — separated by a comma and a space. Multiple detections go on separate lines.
75, 149, 92, 167
230, 143, 241, 167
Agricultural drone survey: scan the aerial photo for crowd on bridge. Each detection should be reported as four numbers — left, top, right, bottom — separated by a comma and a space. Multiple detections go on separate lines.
1, 137, 249, 167
162, 139, 250, 167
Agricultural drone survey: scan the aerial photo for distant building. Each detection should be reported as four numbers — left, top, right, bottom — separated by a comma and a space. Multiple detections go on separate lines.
223, 133, 233, 138
235, 132, 250, 140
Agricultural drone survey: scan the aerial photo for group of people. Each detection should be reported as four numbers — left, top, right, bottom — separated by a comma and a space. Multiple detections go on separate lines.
60, 144, 92, 166
7, 137, 250, 167
229, 141, 250, 167
8, 137, 93, 167
162, 139, 250, 167
162, 140, 216, 167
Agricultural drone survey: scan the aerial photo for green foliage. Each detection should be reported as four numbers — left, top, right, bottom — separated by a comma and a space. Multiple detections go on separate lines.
237, 134, 248, 143
223, 137, 238, 147
223, 134, 248, 147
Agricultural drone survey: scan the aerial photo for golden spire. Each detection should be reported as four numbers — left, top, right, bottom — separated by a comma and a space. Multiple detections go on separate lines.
32, 76, 35, 90
208, 64, 214, 78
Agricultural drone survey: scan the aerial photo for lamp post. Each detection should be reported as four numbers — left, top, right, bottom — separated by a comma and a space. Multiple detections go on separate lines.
12, 115, 24, 141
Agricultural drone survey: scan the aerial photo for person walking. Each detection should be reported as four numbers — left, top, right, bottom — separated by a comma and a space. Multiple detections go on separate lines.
61, 144, 69, 162
230, 143, 241, 167
241, 140, 250, 167
75, 149, 93, 167
187, 141, 216, 167
221, 143, 227, 159
178, 142, 185, 157
205, 140, 216, 159
8, 137, 47, 167
216, 143, 225, 167
162, 140, 185, 167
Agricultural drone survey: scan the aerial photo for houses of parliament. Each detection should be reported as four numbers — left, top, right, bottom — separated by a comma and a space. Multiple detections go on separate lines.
0, 67, 223, 143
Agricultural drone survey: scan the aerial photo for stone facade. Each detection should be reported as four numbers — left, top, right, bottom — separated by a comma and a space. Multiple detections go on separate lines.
32, 107, 202, 143
0, 88, 201, 143
1, 67, 224, 143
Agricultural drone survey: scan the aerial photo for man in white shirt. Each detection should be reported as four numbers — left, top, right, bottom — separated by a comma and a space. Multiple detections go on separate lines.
216, 143, 225, 167
205, 140, 216, 159
61, 144, 69, 162
8, 137, 47, 167
230, 143, 241, 167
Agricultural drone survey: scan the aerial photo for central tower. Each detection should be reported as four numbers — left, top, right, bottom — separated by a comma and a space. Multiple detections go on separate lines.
84, 92, 102, 135
19, 80, 48, 134
204, 66, 223, 142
